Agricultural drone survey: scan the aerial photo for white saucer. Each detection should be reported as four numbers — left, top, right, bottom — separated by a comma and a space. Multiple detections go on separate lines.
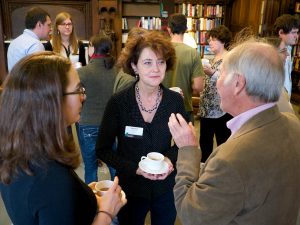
138, 160, 169, 174
121, 190, 126, 204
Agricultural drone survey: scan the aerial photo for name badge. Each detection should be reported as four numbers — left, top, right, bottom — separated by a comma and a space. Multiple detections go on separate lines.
125, 126, 143, 138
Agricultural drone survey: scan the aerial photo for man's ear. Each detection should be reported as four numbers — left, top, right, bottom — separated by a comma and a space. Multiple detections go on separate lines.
234, 73, 246, 95
36, 21, 42, 29
278, 29, 285, 37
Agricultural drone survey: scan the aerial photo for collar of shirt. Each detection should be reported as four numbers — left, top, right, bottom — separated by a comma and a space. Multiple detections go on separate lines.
23, 29, 40, 40
227, 102, 276, 137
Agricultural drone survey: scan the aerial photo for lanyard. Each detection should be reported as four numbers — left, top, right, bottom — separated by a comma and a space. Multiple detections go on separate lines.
62, 45, 71, 58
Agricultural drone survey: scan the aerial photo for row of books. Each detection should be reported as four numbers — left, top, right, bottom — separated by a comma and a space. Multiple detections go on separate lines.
187, 17, 222, 31
187, 31, 208, 45
122, 17, 162, 30
176, 4, 223, 18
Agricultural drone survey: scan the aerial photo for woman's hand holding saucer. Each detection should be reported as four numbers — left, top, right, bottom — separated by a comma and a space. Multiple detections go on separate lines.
136, 156, 174, 180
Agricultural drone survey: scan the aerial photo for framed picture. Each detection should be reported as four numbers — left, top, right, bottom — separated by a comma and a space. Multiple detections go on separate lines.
295, 3, 300, 13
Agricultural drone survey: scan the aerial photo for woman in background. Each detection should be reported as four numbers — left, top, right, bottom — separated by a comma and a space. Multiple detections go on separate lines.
77, 35, 117, 183
95, 31, 188, 225
0, 52, 125, 225
45, 12, 86, 67
199, 25, 233, 162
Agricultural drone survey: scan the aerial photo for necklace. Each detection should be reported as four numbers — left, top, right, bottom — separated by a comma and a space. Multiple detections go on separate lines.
135, 84, 162, 113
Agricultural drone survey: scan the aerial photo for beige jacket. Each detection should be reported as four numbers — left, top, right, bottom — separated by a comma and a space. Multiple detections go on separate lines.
175, 106, 300, 225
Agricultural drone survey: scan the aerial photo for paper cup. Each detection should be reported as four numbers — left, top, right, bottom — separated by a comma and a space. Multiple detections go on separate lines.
201, 58, 210, 66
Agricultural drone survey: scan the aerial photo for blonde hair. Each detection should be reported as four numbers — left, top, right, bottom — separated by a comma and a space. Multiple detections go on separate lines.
52, 12, 78, 54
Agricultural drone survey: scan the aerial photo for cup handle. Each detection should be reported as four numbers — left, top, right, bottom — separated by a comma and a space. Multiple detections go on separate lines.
141, 156, 147, 161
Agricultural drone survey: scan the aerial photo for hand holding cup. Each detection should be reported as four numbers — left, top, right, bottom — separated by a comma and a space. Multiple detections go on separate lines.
92, 177, 127, 224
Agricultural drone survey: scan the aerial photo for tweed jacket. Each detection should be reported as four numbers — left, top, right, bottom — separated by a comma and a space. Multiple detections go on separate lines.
175, 106, 300, 225
77, 58, 116, 125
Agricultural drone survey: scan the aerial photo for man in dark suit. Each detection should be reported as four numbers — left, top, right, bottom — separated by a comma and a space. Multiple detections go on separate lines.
168, 40, 300, 225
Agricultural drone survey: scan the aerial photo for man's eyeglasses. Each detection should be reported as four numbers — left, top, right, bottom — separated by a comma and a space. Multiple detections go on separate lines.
63, 86, 86, 96
59, 23, 73, 27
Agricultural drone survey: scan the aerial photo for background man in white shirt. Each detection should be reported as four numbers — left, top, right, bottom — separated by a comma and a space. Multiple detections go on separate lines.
274, 14, 300, 98
7, 7, 51, 72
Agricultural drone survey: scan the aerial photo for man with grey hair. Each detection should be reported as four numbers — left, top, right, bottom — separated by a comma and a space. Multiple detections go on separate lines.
168, 40, 300, 225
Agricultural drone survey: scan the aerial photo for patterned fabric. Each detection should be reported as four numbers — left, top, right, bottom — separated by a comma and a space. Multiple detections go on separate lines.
77, 58, 116, 125
199, 58, 225, 118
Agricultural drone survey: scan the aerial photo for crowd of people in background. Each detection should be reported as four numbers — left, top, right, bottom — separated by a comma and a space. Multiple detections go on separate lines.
0, 5, 300, 225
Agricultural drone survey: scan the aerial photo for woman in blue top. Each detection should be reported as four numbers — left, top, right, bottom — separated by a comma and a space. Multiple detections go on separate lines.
0, 52, 125, 225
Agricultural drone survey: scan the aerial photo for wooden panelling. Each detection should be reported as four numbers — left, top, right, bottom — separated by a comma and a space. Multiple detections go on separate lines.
227, 0, 262, 35
99, 0, 121, 60
0, 7, 7, 83
1, 0, 93, 40
228, 0, 294, 37
0, 0, 101, 84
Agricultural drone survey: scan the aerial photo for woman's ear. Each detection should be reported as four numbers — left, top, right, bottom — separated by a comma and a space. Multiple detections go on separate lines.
131, 62, 137, 73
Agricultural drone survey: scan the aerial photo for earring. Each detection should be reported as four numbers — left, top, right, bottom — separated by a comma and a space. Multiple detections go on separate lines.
57, 30, 60, 35
134, 70, 139, 80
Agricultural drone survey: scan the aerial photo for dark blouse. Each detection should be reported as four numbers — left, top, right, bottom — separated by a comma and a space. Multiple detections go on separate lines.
0, 161, 97, 225
95, 83, 188, 200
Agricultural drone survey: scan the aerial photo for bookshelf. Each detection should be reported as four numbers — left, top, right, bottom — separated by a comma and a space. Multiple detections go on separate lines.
174, 0, 225, 58
121, 1, 162, 44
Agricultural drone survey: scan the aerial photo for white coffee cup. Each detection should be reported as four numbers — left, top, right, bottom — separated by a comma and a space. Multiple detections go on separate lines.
141, 152, 164, 170
169, 87, 182, 94
95, 180, 114, 196
73, 62, 82, 69
201, 58, 210, 66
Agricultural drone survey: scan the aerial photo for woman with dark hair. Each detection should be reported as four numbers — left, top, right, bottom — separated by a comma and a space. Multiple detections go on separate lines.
199, 25, 233, 162
77, 35, 117, 183
45, 12, 86, 67
0, 52, 125, 225
95, 31, 188, 225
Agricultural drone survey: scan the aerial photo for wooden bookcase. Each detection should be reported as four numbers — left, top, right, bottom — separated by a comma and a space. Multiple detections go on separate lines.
121, 1, 161, 45
174, 0, 225, 58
